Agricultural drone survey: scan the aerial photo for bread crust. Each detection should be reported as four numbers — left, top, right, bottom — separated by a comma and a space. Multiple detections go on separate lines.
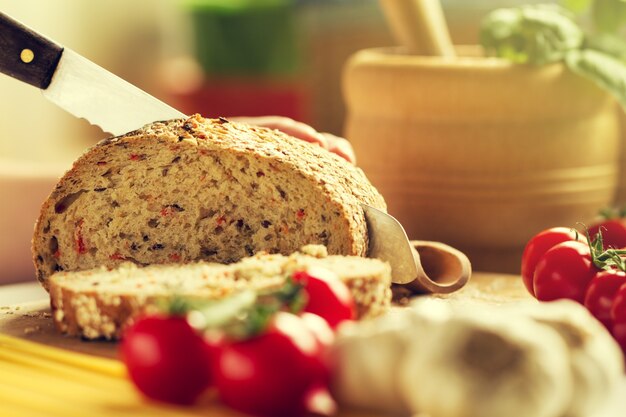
32, 115, 386, 289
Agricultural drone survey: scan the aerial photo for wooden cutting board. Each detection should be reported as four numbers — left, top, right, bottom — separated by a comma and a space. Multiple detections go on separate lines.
0, 272, 531, 359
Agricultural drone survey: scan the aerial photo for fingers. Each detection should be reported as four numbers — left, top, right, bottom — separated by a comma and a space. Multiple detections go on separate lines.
229, 116, 356, 164
323, 133, 357, 165
230, 116, 328, 148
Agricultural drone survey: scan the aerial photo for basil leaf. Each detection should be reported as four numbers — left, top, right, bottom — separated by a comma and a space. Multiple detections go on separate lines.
481, 5, 584, 65
586, 32, 626, 60
565, 48, 626, 107
190, 289, 257, 329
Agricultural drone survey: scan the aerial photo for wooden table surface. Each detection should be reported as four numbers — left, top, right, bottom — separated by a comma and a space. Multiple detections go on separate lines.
0, 272, 531, 359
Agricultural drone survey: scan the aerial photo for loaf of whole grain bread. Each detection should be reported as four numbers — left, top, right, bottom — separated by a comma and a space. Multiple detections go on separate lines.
49, 245, 392, 340
33, 115, 386, 290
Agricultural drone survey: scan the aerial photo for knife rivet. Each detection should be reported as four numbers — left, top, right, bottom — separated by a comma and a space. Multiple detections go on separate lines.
20, 49, 34, 64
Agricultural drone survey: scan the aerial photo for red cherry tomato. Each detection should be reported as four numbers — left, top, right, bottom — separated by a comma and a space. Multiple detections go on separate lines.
292, 267, 356, 329
521, 227, 583, 296
204, 330, 226, 375
610, 283, 626, 357
584, 270, 626, 329
533, 240, 597, 303
588, 219, 626, 250
120, 315, 212, 405
214, 312, 329, 417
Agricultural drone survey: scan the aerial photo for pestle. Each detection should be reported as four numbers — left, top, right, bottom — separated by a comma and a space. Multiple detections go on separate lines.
378, 0, 455, 57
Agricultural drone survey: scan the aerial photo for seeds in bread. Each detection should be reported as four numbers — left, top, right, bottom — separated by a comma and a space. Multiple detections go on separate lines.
49, 245, 392, 340
32, 115, 386, 290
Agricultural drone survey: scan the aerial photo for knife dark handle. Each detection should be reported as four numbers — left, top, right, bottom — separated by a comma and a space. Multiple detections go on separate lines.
0, 12, 63, 89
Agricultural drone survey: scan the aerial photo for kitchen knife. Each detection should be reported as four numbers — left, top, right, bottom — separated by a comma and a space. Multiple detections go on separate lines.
0, 12, 185, 135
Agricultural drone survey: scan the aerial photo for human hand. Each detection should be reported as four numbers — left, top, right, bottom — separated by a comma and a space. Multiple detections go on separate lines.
230, 116, 356, 164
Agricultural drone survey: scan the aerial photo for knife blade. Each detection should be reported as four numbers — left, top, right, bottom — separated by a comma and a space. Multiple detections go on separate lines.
361, 203, 419, 284
0, 12, 185, 136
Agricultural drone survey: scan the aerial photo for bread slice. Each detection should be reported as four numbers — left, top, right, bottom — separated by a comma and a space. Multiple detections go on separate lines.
32, 115, 386, 290
49, 246, 392, 340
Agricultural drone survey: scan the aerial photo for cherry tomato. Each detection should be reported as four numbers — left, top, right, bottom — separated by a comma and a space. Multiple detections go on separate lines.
533, 240, 597, 303
214, 312, 329, 417
203, 330, 226, 375
588, 219, 626, 250
584, 270, 626, 329
292, 267, 356, 329
295, 313, 335, 414
521, 227, 583, 296
120, 315, 212, 405
610, 283, 626, 357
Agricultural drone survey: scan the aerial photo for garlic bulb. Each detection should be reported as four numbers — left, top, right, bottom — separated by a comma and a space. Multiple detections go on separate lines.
330, 302, 453, 415
329, 297, 623, 417
398, 310, 573, 417
519, 300, 625, 417
330, 309, 418, 415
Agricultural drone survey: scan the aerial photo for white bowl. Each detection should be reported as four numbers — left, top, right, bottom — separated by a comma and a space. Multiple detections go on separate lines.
0, 159, 66, 284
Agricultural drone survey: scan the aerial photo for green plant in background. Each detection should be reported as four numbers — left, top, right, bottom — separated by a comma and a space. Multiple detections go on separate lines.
480, 1, 626, 107
185, 0, 299, 76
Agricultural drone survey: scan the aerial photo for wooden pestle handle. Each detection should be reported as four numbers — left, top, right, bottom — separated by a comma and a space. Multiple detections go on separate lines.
0, 12, 63, 89
379, 0, 455, 57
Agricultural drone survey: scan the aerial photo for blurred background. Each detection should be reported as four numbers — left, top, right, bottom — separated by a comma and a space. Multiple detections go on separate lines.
0, 0, 563, 282
0, 0, 549, 163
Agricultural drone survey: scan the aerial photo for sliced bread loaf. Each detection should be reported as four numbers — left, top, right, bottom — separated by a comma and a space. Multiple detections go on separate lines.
33, 115, 386, 290
49, 246, 392, 340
